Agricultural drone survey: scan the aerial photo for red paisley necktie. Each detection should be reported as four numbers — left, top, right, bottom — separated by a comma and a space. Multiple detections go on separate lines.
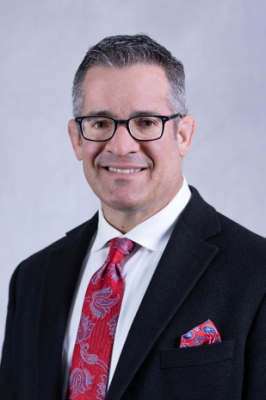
67, 237, 136, 400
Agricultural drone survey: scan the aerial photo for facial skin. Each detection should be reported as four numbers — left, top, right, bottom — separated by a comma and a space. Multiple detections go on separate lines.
68, 64, 196, 233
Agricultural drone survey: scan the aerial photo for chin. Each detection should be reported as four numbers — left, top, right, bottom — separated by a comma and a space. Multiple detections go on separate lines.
107, 201, 141, 213
103, 195, 147, 213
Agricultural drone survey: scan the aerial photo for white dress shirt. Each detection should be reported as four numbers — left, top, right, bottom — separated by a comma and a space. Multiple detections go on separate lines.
61, 178, 191, 399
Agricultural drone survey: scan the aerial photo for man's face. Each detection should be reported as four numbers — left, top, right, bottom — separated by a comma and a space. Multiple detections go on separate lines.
69, 64, 194, 224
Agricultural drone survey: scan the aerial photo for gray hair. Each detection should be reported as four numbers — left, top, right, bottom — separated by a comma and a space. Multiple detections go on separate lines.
72, 34, 188, 118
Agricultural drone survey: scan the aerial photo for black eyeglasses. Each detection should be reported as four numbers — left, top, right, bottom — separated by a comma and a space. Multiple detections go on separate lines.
75, 114, 183, 142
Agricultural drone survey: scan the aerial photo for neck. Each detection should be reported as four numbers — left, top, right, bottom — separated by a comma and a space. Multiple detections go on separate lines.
102, 207, 155, 234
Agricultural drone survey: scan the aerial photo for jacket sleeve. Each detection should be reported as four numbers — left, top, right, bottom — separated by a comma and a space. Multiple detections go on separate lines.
0, 266, 20, 399
243, 291, 266, 399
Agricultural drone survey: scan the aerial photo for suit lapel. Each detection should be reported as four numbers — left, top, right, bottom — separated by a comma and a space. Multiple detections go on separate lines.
106, 188, 221, 400
37, 214, 98, 400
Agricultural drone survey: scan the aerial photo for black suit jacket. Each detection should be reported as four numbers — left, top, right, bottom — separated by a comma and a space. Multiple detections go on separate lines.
1, 187, 266, 399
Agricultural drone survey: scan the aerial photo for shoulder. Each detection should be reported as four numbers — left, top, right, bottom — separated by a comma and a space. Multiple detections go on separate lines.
214, 211, 266, 269
186, 186, 266, 266
17, 220, 84, 268
180, 187, 266, 305
217, 210, 266, 247
13, 215, 98, 287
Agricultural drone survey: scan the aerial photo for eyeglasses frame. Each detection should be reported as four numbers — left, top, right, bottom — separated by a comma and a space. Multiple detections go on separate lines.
75, 113, 183, 142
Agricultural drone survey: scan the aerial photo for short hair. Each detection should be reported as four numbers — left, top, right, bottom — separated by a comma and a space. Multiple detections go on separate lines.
72, 34, 188, 118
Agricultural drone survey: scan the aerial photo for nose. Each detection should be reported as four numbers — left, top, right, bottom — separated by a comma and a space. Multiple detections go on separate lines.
104, 123, 140, 156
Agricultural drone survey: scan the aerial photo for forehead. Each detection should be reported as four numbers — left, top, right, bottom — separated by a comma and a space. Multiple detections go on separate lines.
82, 64, 171, 116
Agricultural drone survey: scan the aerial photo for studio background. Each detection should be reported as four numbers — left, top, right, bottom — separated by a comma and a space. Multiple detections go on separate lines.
1, 0, 265, 352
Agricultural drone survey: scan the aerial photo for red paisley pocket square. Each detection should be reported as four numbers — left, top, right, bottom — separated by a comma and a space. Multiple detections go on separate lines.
180, 319, 221, 348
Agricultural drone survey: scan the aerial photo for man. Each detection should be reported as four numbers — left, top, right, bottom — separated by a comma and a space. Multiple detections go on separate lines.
1, 34, 266, 400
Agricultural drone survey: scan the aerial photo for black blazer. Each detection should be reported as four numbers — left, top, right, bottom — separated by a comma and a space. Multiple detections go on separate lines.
1, 187, 266, 399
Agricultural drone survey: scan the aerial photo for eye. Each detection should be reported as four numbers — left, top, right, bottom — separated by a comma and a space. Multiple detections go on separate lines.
141, 119, 154, 127
138, 118, 156, 128
92, 119, 110, 129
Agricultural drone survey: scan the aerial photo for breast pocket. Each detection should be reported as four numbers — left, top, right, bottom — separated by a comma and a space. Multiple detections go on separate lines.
160, 341, 235, 399
160, 340, 235, 369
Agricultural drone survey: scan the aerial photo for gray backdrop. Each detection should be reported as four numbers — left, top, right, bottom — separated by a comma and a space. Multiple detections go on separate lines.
1, 0, 265, 351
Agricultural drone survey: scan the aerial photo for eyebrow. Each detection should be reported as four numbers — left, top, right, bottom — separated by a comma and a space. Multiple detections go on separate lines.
83, 110, 162, 118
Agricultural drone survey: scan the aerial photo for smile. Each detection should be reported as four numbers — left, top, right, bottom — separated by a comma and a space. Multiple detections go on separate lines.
107, 167, 143, 173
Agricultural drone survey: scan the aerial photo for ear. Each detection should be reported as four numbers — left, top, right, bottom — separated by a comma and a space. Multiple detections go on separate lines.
177, 114, 196, 157
68, 119, 83, 161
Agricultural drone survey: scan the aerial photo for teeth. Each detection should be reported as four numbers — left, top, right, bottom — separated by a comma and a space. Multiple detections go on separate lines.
108, 167, 142, 173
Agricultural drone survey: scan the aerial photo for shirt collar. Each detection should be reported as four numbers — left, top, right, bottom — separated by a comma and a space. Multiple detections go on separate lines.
91, 177, 191, 253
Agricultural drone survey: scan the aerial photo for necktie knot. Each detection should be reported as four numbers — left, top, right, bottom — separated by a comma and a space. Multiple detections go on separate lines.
108, 238, 136, 265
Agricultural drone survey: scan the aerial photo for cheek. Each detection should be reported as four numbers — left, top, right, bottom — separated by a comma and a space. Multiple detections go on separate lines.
82, 142, 104, 168
141, 142, 161, 167
148, 140, 179, 172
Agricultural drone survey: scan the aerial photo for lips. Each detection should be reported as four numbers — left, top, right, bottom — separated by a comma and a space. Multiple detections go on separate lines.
107, 167, 142, 173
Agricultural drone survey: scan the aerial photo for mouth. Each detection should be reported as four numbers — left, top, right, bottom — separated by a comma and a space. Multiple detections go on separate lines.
104, 167, 145, 173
